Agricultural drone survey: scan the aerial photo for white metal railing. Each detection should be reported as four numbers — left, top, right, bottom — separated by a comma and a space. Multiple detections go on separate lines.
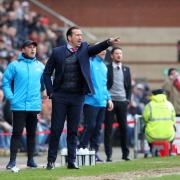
29, 0, 97, 41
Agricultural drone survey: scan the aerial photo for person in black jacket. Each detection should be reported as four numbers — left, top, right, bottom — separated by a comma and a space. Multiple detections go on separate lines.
43, 26, 121, 169
104, 47, 132, 162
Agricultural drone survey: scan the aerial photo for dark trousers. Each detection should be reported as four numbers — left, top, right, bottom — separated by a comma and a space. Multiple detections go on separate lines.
104, 101, 129, 159
47, 92, 84, 164
79, 104, 106, 152
10, 111, 38, 161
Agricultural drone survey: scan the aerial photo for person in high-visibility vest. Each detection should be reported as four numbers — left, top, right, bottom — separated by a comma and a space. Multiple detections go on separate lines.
143, 89, 176, 145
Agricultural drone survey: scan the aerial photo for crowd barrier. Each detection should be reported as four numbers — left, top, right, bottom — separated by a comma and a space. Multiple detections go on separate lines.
1, 115, 179, 160
0, 120, 135, 136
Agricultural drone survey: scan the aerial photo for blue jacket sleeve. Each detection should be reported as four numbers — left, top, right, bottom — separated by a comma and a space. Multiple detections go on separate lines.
106, 90, 111, 101
2, 63, 15, 100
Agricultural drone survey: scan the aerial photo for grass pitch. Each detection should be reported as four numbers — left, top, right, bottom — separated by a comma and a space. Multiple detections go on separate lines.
0, 156, 180, 180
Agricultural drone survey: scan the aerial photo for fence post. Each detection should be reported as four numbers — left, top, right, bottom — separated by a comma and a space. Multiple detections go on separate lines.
134, 115, 139, 158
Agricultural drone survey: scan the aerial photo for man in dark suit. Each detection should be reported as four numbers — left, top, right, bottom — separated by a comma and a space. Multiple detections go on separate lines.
104, 47, 132, 162
43, 26, 121, 169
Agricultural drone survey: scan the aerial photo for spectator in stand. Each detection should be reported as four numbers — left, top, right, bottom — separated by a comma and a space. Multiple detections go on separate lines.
11, 0, 24, 20
0, 0, 66, 59
163, 68, 180, 116
37, 42, 49, 63
2, 40, 45, 170
0, 89, 12, 155
55, 29, 67, 46
104, 47, 132, 162
130, 83, 150, 115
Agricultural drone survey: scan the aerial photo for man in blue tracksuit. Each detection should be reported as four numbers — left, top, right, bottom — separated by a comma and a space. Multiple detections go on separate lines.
79, 49, 113, 161
2, 40, 45, 170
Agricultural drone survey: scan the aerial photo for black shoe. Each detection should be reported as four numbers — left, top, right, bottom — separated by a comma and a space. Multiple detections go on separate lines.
46, 162, 55, 170
95, 155, 103, 162
106, 157, 112, 162
6, 160, 16, 170
122, 156, 131, 161
144, 153, 148, 158
27, 160, 38, 168
67, 163, 79, 169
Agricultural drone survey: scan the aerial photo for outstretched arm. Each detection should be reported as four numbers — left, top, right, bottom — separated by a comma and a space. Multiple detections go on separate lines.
88, 37, 121, 56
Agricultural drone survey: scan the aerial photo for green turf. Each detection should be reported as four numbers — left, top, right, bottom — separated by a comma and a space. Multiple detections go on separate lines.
140, 174, 180, 180
0, 156, 180, 180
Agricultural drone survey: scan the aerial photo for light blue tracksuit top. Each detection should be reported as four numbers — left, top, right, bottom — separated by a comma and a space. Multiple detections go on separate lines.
85, 56, 111, 107
2, 53, 44, 111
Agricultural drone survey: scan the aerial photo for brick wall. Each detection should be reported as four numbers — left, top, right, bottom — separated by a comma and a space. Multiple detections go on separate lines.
31, 0, 180, 27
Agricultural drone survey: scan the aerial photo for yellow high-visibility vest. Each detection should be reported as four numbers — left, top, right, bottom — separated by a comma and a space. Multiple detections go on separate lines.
143, 94, 176, 143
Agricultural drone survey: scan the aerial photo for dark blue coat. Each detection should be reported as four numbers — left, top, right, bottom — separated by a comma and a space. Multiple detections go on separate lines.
43, 40, 110, 96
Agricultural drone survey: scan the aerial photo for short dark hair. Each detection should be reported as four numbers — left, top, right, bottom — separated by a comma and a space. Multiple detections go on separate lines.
111, 47, 122, 54
168, 68, 177, 76
66, 26, 80, 41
